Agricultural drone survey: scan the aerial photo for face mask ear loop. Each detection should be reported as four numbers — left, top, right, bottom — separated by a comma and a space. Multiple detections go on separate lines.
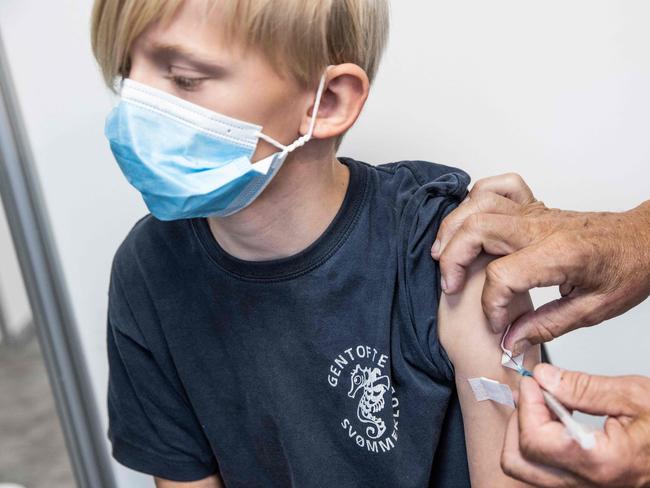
256, 71, 328, 155
304, 71, 328, 141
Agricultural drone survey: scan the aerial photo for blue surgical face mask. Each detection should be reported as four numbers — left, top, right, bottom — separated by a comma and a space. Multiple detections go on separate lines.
103, 71, 327, 220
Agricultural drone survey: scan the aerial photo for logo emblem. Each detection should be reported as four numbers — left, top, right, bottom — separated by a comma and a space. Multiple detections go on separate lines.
328, 345, 400, 453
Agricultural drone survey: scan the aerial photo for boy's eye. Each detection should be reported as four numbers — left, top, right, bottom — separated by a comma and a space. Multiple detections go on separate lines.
165, 75, 207, 92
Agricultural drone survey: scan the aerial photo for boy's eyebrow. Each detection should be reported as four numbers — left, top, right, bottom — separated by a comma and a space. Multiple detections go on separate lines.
146, 41, 226, 75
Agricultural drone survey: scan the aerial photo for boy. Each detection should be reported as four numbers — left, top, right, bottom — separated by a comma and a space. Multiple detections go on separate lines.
91, 0, 540, 486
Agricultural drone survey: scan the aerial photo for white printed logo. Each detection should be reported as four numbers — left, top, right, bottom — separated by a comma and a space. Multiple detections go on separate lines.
327, 345, 400, 453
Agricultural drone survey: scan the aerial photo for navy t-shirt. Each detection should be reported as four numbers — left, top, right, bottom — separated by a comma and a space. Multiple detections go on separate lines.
107, 157, 472, 487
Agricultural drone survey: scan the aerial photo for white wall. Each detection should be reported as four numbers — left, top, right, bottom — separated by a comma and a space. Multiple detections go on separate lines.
0, 1, 647, 487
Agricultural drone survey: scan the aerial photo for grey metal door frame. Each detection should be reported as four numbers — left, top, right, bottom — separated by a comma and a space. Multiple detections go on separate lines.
0, 30, 116, 488
0, 285, 8, 343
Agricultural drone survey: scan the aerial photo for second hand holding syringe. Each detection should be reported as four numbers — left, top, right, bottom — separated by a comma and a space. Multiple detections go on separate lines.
507, 354, 596, 450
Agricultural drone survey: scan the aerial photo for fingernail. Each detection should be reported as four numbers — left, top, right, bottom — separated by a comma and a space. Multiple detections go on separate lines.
510, 339, 531, 356
432, 240, 441, 258
503, 329, 518, 350
441, 275, 448, 293
535, 364, 562, 391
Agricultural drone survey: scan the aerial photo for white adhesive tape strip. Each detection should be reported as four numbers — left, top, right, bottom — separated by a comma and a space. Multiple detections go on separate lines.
468, 377, 515, 408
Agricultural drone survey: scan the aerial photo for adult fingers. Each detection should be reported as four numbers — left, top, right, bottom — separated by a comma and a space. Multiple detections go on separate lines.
432, 192, 520, 260
504, 293, 607, 355
518, 377, 565, 437
480, 241, 576, 334
438, 214, 535, 295
470, 173, 536, 205
501, 409, 588, 487
533, 364, 646, 417
516, 378, 596, 472
516, 369, 639, 485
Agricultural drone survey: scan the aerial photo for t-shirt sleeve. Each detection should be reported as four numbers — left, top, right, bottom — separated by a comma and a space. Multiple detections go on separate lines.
398, 169, 470, 382
106, 261, 219, 482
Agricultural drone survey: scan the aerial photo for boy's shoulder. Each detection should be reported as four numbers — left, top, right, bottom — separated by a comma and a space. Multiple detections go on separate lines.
372, 158, 470, 186
342, 156, 471, 211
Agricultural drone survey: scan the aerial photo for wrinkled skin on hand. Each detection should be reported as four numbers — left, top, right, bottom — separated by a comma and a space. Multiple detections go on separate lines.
501, 364, 650, 488
431, 173, 650, 355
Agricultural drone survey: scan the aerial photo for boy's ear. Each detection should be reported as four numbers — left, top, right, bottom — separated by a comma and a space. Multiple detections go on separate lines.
301, 63, 370, 140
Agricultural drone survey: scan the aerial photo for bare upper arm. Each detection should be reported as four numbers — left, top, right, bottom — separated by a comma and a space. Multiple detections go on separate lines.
438, 253, 541, 488
154, 474, 224, 488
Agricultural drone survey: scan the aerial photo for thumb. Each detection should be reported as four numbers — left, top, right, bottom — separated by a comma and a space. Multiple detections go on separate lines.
533, 364, 637, 417
505, 293, 604, 355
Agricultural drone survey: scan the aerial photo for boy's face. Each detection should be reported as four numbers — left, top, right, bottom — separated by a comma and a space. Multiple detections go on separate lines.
128, 0, 314, 162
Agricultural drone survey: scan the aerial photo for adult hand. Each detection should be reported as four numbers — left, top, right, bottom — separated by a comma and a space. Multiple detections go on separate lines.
430, 173, 650, 355
501, 363, 650, 487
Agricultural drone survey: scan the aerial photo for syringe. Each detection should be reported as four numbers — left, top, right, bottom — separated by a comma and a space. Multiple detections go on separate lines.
516, 364, 596, 450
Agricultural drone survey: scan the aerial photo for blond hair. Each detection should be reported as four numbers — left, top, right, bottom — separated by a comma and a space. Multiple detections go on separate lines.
91, 0, 390, 91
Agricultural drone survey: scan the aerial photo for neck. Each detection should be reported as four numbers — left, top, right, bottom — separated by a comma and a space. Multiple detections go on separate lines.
207, 144, 350, 261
